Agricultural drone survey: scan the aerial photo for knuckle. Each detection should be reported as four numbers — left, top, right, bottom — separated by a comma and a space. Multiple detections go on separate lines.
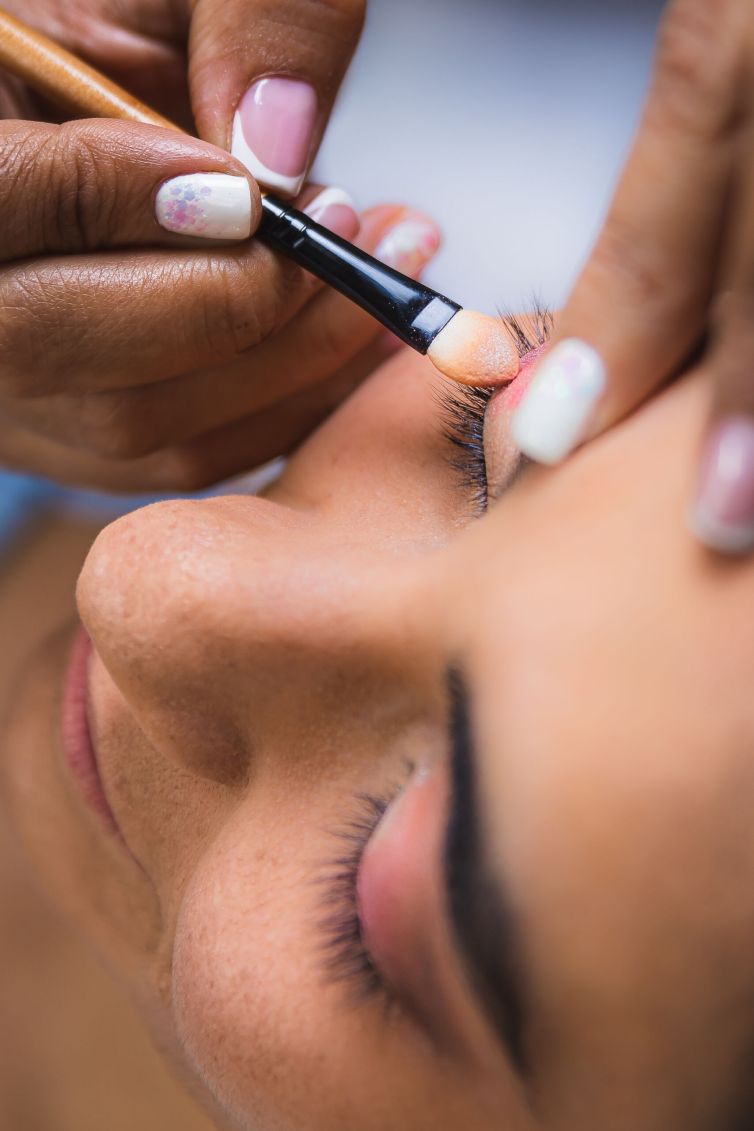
43, 123, 118, 251
649, 0, 741, 137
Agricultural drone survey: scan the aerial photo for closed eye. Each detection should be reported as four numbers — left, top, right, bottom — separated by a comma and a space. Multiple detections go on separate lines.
440, 306, 553, 515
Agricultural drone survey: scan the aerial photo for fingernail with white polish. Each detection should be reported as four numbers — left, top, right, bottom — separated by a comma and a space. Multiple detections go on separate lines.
304, 187, 360, 240
155, 173, 253, 239
689, 416, 754, 554
231, 76, 317, 197
375, 217, 440, 276
511, 338, 606, 464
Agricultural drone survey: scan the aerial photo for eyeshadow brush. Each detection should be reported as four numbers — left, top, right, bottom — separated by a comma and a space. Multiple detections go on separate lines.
0, 7, 519, 386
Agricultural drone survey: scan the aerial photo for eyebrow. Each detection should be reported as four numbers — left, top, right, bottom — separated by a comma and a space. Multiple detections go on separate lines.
443, 667, 529, 1074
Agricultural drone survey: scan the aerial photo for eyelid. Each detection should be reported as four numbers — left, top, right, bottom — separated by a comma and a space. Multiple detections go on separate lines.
441, 310, 553, 510
441, 384, 494, 515
444, 668, 530, 1075
483, 391, 527, 501
317, 790, 400, 1008
483, 348, 546, 501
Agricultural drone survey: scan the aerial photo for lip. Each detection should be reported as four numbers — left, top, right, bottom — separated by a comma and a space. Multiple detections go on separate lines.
60, 626, 121, 836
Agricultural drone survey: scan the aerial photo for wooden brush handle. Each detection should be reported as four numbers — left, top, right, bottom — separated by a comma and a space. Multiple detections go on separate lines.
0, 6, 179, 131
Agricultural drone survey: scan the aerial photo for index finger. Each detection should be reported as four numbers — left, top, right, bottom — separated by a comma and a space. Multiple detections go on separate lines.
0, 117, 260, 262
512, 0, 748, 465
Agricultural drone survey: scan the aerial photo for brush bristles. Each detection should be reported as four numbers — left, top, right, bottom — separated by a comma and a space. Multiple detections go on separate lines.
427, 310, 519, 386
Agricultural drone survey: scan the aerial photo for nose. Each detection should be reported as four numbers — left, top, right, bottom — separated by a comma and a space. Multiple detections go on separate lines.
76, 495, 428, 783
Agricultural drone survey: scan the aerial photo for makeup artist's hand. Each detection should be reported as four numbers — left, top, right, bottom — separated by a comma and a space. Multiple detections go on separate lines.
0, 0, 366, 193
511, 0, 754, 555
0, 0, 435, 491
0, 114, 438, 489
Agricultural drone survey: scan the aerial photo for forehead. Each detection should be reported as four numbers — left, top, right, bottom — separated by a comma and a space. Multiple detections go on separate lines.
448, 369, 754, 775
456, 375, 754, 888
438, 380, 754, 1123
469, 615, 754, 1125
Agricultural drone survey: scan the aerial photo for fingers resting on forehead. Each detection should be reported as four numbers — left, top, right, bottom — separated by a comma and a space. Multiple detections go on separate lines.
510, 0, 754, 554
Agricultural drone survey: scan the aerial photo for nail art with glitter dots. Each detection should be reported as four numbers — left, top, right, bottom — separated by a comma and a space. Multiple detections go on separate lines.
155, 173, 253, 240
511, 338, 606, 464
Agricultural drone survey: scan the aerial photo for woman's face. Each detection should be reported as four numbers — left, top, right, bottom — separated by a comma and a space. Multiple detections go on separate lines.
3, 317, 754, 1131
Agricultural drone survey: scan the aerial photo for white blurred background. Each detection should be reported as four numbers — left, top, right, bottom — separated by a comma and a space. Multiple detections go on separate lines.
315, 0, 665, 314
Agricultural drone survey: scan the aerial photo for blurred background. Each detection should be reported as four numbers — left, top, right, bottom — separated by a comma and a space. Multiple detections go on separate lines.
0, 1, 664, 1128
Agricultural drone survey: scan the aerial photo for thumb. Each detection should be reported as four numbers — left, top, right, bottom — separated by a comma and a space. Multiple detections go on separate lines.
0, 118, 261, 260
189, 0, 366, 196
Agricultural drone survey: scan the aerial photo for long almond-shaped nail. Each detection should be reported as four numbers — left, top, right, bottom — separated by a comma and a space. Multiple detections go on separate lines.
374, 217, 440, 275
231, 77, 317, 197
689, 416, 754, 554
155, 173, 252, 239
511, 338, 606, 464
304, 187, 360, 240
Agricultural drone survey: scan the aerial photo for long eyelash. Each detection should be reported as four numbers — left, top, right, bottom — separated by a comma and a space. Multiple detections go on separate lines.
501, 302, 554, 357
441, 383, 495, 516
316, 791, 396, 1008
440, 303, 554, 515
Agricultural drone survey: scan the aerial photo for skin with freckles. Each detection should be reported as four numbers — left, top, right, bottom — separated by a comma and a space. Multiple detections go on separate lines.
1, 338, 753, 1131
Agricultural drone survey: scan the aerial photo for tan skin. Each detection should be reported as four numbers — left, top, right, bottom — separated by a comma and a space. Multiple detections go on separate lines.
0, 0, 751, 629
511, 0, 754, 552
0, 516, 214, 1131
0, 0, 399, 492
2, 0, 754, 529
548, 0, 754, 458
2, 318, 753, 1130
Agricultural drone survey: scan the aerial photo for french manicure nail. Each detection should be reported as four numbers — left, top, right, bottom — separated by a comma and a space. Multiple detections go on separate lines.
511, 338, 606, 464
304, 187, 360, 240
231, 77, 317, 197
155, 173, 252, 239
689, 416, 754, 554
374, 218, 440, 275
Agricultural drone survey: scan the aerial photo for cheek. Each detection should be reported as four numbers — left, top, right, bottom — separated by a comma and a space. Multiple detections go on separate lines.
171, 819, 319, 1130
168, 777, 527, 1131
170, 800, 392, 1131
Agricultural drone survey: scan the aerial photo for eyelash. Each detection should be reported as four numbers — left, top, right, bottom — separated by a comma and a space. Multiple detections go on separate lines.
316, 308, 554, 1010
317, 790, 400, 1011
441, 383, 495, 515
441, 304, 554, 514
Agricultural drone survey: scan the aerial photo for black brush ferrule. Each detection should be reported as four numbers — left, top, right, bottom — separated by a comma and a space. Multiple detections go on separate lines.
259, 194, 461, 353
